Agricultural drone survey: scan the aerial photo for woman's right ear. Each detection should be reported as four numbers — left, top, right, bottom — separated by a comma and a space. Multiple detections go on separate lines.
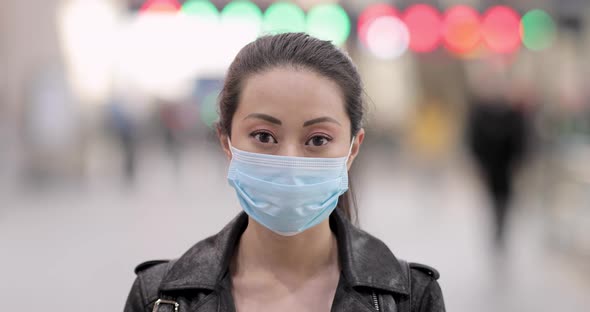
217, 127, 232, 160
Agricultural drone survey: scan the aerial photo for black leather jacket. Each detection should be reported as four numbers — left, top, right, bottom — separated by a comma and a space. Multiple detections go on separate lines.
124, 210, 445, 312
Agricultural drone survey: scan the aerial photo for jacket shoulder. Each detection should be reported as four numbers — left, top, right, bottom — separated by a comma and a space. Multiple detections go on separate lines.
408, 261, 440, 293
125, 260, 174, 312
132, 259, 176, 306
407, 262, 445, 312
409, 262, 440, 280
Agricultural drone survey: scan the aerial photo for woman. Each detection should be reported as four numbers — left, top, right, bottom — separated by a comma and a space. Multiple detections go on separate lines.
124, 33, 445, 312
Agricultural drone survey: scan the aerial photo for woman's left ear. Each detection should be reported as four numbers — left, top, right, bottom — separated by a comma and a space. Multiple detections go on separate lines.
217, 127, 232, 161
347, 128, 365, 170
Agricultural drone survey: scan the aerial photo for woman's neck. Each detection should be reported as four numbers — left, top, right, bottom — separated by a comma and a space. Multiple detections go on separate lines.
231, 217, 339, 280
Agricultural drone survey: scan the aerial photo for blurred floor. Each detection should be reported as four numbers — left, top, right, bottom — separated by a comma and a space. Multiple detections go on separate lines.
1, 143, 589, 311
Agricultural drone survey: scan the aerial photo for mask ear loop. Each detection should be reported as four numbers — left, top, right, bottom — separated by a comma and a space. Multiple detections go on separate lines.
339, 136, 356, 189
227, 137, 234, 158
345, 136, 356, 164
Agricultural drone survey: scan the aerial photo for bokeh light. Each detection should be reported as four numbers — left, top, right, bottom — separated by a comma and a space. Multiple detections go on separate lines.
521, 9, 556, 51
218, 1, 262, 69
220, 0, 262, 44
116, 11, 194, 99
443, 5, 481, 55
58, 0, 117, 103
262, 2, 306, 34
220, 0, 262, 25
181, 0, 218, 21
200, 91, 220, 128
366, 16, 409, 60
178, 0, 220, 80
402, 4, 442, 53
306, 3, 350, 46
358, 3, 399, 46
482, 6, 521, 54
140, 0, 181, 14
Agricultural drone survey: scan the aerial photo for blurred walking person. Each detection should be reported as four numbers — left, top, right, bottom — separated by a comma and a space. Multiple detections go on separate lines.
106, 99, 138, 185
467, 92, 528, 249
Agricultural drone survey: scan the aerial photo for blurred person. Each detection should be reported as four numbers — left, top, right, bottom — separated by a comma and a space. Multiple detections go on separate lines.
124, 33, 445, 312
466, 89, 528, 250
106, 98, 138, 184
157, 99, 184, 175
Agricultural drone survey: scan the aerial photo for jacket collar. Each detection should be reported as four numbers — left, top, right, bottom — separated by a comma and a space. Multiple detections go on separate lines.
159, 210, 409, 295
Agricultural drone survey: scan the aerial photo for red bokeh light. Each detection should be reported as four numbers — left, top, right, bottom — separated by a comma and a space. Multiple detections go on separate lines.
402, 4, 442, 53
482, 6, 521, 54
358, 4, 399, 46
140, 0, 181, 14
443, 5, 481, 55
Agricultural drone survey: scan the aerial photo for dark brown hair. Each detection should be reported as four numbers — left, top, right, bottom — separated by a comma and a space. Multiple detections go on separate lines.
217, 32, 364, 224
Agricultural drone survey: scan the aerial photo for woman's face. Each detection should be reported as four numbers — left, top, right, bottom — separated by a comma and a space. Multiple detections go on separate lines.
220, 67, 364, 168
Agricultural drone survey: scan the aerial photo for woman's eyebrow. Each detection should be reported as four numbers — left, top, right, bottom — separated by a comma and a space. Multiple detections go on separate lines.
303, 117, 341, 127
244, 113, 282, 125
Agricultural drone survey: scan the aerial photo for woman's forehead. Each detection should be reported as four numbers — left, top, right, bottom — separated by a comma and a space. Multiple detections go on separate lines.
237, 67, 348, 120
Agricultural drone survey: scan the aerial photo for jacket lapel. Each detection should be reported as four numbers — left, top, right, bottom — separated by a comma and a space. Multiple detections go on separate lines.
186, 294, 219, 312
330, 209, 409, 295
330, 276, 381, 312
159, 213, 248, 293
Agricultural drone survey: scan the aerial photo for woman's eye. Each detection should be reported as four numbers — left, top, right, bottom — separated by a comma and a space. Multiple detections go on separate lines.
306, 135, 331, 147
251, 132, 277, 144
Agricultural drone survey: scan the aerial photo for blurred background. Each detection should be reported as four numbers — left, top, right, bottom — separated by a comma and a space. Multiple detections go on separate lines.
1, 0, 590, 311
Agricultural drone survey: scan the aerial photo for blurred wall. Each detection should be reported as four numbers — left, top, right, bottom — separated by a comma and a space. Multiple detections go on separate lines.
0, 0, 62, 179
1, 0, 62, 122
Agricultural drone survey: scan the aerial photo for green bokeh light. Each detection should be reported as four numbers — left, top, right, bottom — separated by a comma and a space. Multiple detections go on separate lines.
263, 2, 306, 34
521, 9, 556, 51
221, 0, 262, 25
306, 4, 351, 46
200, 92, 219, 128
181, 0, 218, 21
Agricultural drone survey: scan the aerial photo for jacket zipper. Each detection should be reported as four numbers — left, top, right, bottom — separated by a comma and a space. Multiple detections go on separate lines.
371, 291, 380, 311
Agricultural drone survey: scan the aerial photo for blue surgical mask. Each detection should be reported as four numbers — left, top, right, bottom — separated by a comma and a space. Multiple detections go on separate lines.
227, 139, 354, 236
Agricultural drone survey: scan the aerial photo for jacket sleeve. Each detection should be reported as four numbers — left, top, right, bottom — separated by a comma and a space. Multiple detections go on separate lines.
417, 280, 445, 312
124, 277, 146, 312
